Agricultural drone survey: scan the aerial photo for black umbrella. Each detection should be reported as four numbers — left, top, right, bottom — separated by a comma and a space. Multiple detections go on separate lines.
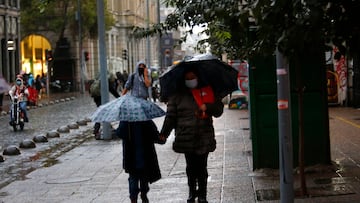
159, 54, 239, 101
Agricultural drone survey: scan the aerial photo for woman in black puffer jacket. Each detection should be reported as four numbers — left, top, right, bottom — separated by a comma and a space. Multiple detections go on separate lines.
160, 69, 224, 203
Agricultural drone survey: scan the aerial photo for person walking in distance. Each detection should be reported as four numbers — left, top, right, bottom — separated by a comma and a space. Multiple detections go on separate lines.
122, 61, 151, 99
159, 68, 224, 203
89, 72, 120, 139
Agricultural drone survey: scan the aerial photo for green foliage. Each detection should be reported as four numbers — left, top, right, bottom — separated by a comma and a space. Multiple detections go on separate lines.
20, 0, 115, 39
135, 0, 360, 60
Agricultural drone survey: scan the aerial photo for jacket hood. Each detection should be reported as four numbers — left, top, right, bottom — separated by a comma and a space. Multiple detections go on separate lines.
135, 61, 146, 73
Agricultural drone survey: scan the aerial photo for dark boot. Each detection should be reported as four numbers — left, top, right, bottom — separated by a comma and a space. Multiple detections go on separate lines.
198, 177, 208, 203
130, 198, 137, 203
187, 177, 197, 203
94, 122, 101, 140
140, 193, 149, 203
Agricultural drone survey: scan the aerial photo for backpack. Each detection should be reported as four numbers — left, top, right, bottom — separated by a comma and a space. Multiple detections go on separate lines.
89, 79, 101, 97
89, 72, 116, 97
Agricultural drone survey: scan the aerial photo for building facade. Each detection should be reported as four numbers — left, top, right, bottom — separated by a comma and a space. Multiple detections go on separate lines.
83, 0, 160, 82
0, 0, 20, 83
18, 0, 160, 92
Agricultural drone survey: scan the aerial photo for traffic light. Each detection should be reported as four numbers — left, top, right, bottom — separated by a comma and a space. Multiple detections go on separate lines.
45, 50, 53, 61
122, 49, 127, 60
84, 51, 90, 61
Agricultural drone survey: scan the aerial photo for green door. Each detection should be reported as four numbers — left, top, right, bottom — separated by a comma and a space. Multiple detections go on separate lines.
249, 51, 331, 169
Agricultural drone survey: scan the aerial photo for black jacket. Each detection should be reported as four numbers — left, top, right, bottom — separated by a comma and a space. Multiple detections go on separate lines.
160, 89, 224, 155
117, 121, 161, 183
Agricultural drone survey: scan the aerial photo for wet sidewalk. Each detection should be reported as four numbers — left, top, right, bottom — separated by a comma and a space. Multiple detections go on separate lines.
0, 104, 360, 202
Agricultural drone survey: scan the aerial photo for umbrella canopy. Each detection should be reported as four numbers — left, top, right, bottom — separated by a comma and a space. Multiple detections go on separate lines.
159, 54, 238, 101
90, 94, 165, 122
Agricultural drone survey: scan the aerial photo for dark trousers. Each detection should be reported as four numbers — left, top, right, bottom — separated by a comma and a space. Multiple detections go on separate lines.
185, 153, 209, 198
0, 93, 3, 110
128, 172, 149, 200
93, 96, 101, 134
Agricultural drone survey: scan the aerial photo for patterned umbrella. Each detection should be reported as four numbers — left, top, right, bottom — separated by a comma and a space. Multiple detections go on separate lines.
90, 94, 165, 122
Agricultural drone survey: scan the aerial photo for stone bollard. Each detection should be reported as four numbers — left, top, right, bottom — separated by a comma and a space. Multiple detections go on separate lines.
76, 119, 88, 126
3, 145, 21, 155
47, 131, 60, 138
19, 139, 36, 149
57, 126, 70, 133
67, 123, 79, 129
33, 134, 48, 143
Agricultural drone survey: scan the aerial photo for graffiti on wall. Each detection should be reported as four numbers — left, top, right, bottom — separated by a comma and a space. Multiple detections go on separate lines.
333, 46, 347, 104
326, 46, 347, 105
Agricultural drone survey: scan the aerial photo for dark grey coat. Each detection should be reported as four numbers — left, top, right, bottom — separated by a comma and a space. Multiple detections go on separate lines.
117, 121, 161, 183
160, 89, 224, 155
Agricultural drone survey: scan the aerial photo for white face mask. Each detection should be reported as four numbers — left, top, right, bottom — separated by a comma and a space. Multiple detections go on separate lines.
185, 79, 198, 89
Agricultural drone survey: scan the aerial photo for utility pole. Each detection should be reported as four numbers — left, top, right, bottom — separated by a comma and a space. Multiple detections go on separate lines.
96, 0, 111, 140
146, 0, 151, 68
157, 0, 161, 70
146, 0, 152, 100
77, 0, 85, 94
276, 48, 294, 203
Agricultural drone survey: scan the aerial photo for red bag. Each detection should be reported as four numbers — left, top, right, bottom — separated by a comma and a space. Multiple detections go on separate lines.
27, 87, 38, 106
191, 86, 214, 118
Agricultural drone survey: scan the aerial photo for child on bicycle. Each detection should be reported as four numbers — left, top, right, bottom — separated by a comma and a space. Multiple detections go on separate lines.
9, 76, 29, 123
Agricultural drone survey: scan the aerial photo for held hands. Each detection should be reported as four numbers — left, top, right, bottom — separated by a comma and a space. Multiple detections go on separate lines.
156, 134, 167, 145
199, 104, 207, 112
195, 104, 208, 119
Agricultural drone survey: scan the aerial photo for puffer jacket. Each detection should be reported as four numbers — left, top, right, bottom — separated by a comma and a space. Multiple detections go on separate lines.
160, 89, 224, 155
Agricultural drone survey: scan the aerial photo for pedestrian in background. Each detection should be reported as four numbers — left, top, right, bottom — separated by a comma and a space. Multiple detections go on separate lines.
116, 120, 161, 203
0, 93, 3, 112
122, 70, 129, 88
159, 68, 224, 203
122, 61, 151, 99
89, 72, 120, 139
115, 71, 125, 94
35, 75, 43, 99
0, 75, 10, 112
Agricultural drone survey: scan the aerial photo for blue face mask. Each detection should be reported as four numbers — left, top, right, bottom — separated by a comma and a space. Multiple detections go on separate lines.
16, 80, 22, 86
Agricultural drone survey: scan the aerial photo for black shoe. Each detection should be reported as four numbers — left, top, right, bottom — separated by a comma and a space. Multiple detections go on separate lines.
198, 198, 208, 203
187, 189, 197, 203
140, 193, 149, 203
187, 198, 195, 203
9, 120, 14, 126
24, 117, 29, 122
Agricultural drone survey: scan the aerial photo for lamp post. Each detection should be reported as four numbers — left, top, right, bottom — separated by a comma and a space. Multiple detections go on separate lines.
146, 0, 151, 68
96, 0, 111, 140
77, 0, 85, 94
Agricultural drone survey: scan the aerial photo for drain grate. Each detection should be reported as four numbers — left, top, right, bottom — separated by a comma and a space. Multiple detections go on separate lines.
256, 189, 279, 201
314, 177, 356, 185
256, 184, 355, 201
242, 150, 252, 156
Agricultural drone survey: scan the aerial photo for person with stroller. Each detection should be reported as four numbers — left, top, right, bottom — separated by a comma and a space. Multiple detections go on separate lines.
9, 76, 29, 124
